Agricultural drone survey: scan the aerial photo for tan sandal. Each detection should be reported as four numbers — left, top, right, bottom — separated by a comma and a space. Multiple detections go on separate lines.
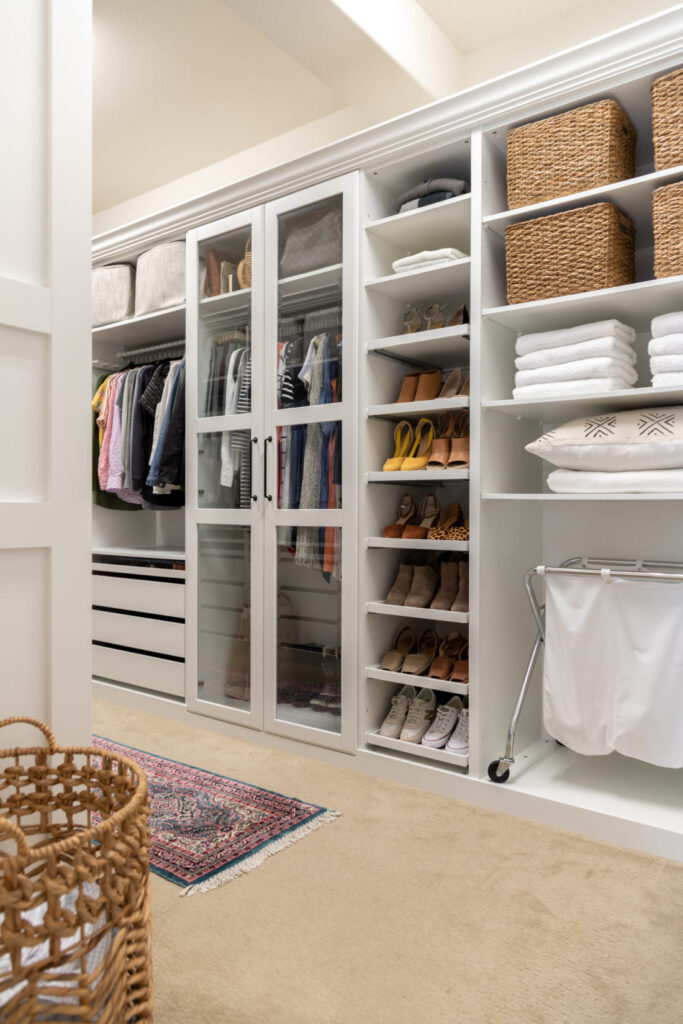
448, 411, 470, 468
438, 369, 465, 399
383, 493, 417, 538
402, 628, 439, 676
429, 633, 466, 679
427, 502, 467, 540
380, 627, 416, 671
396, 372, 419, 403
383, 420, 413, 471
402, 493, 440, 539
424, 303, 447, 331
450, 639, 469, 681
403, 306, 422, 334
447, 304, 469, 327
401, 418, 435, 471
427, 412, 455, 469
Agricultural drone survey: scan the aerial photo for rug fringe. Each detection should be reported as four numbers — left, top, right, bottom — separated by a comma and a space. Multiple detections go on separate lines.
181, 810, 342, 896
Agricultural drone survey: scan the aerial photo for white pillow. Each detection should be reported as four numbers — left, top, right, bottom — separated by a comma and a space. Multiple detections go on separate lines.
526, 406, 683, 471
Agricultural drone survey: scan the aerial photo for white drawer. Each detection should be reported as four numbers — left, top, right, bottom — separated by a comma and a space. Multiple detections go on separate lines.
93, 573, 185, 618
92, 610, 184, 658
93, 644, 184, 697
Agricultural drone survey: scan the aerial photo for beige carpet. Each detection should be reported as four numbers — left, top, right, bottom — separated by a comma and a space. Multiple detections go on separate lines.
93, 699, 683, 1024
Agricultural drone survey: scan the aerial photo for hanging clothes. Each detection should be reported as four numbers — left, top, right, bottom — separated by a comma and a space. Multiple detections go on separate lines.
296, 336, 327, 569
91, 374, 140, 511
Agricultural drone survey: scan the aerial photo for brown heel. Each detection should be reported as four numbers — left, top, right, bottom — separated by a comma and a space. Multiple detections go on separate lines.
383, 494, 417, 538
402, 493, 440, 539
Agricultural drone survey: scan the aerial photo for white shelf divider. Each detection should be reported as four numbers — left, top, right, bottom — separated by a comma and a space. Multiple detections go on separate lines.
483, 492, 683, 501
368, 470, 469, 483
366, 324, 470, 367
366, 601, 469, 623
278, 263, 343, 299
200, 289, 251, 318
367, 537, 469, 552
483, 386, 683, 421
367, 665, 469, 696
92, 305, 186, 348
365, 194, 471, 251
367, 396, 469, 420
366, 729, 469, 768
366, 259, 471, 304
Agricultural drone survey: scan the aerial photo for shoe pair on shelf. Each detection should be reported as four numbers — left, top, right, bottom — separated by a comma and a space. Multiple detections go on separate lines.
396, 368, 470, 404
403, 303, 469, 334
382, 413, 469, 472
383, 494, 469, 541
379, 683, 469, 753
380, 626, 469, 683
385, 556, 469, 613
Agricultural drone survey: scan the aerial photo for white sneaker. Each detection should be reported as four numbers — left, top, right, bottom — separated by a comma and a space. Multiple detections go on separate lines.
421, 696, 463, 748
379, 685, 416, 738
399, 688, 436, 743
445, 707, 469, 755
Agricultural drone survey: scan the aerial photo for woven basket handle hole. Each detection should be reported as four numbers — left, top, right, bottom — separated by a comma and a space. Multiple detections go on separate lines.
0, 817, 31, 857
0, 717, 57, 752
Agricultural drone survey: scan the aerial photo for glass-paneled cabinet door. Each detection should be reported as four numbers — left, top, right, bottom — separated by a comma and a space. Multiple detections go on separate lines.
185, 208, 265, 729
262, 174, 358, 752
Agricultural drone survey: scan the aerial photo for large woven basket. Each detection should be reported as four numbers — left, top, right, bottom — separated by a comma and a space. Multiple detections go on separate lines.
506, 99, 636, 209
505, 202, 635, 304
653, 181, 683, 279
651, 68, 683, 171
0, 717, 153, 1023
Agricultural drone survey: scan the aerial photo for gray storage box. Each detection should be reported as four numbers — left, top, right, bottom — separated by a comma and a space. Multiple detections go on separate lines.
134, 240, 186, 316
92, 264, 135, 327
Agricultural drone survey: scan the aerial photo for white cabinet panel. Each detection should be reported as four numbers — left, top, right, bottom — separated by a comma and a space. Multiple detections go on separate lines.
93, 573, 185, 619
93, 645, 184, 698
92, 609, 184, 658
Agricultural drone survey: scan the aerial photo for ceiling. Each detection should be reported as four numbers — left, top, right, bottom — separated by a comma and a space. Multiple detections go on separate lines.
93, 0, 674, 214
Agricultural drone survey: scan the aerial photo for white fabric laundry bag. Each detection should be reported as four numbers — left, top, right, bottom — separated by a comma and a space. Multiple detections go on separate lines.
543, 572, 683, 768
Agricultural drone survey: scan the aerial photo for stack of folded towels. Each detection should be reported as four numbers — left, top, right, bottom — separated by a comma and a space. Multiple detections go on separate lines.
513, 319, 638, 400
392, 247, 468, 275
649, 311, 683, 388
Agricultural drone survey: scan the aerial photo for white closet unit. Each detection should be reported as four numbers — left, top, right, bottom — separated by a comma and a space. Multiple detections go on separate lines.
92, 8, 683, 859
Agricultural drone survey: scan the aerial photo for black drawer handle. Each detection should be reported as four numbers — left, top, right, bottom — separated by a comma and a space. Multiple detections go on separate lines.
264, 436, 273, 501
250, 437, 258, 502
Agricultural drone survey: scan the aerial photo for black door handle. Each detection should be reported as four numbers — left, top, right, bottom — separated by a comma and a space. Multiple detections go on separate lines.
250, 437, 258, 502
264, 436, 273, 501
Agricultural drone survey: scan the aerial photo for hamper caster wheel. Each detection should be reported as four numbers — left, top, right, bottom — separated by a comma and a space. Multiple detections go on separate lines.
488, 760, 510, 784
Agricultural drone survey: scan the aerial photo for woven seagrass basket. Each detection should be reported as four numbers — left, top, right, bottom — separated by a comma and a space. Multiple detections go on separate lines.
506, 99, 636, 209
653, 181, 683, 279
0, 717, 153, 1023
505, 202, 635, 304
651, 68, 683, 171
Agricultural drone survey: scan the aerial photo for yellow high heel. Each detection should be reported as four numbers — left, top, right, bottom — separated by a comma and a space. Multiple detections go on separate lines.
383, 420, 413, 471
401, 418, 435, 471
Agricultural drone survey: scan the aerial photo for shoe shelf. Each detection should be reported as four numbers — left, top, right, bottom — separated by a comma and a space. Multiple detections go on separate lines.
365, 260, 471, 305
92, 304, 186, 348
199, 289, 251, 318
367, 470, 469, 483
483, 275, 683, 335
367, 396, 469, 420
365, 193, 471, 252
366, 325, 470, 368
483, 386, 683, 422
483, 492, 683, 501
366, 601, 469, 624
365, 729, 469, 768
366, 537, 469, 552
366, 665, 469, 697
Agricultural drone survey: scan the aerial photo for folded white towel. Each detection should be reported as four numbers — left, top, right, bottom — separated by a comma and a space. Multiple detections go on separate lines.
394, 258, 463, 274
515, 335, 636, 371
650, 355, 683, 374
651, 312, 683, 338
648, 334, 683, 357
515, 320, 636, 356
652, 372, 683, 388
512, 377, 633, 400
392, 248, 467, 273
547, 467, 683, 493
515, 357, 637, 389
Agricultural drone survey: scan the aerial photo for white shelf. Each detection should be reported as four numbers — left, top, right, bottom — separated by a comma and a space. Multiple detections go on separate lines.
366, 324, 470, 367
366, 259, 471, 305
92, 545, 186, 561
483, 492, 683, 501
366, 665, 469, 696
367, 396, 469, 420
366, 601, 469, 624
200, 289, 251, 317
483, 165, 683, 244
484, 275, 683, 335
92, 305, 186, 347
483, 386, 683, 421
365, 194, 471, 251
366, 729, 469, 768
367, 537, 469, 552
278, 263, 343, 298
368, 470, 469, 483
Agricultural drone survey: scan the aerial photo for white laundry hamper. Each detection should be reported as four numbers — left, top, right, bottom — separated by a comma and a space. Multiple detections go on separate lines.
91, 263, 135, 327
134, 240, 186, 316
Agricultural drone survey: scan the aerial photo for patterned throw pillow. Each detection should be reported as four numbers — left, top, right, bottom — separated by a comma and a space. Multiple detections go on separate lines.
526, 406, 683, 471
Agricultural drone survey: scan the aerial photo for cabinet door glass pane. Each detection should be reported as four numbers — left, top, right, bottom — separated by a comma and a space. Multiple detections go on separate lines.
198, 525, 252, 709
198, 431, 254, 510
276, 526, 341, 733
276, 422, 341, 510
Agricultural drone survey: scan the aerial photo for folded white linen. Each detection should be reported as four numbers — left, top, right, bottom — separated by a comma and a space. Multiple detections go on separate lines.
515, 356, 637, 389
515, 335, 636, 371
652, 372, 683, 387
392, 248, 467, 273
547, 467, 683, 493
515, 319, 636, 356
512, 377, 632, 400
394, 258, 459, 274
648, 333, 683, 356
650, 354, 683, 374
651, 311, 683, 338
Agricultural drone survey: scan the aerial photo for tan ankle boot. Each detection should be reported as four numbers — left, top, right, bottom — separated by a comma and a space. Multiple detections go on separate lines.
386, 564, 413, 605
405, 564, 439, 608
451, 561, 469, 612
430, 560, 460, 610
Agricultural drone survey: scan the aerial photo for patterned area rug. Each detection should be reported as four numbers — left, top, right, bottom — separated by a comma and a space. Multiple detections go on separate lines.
93, 737, 340, 895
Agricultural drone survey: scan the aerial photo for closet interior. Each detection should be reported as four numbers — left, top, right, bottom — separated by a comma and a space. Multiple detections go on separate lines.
91, 40, 683, 856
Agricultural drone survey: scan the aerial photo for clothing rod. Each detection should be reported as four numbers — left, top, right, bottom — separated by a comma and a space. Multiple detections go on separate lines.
531, 565, 683, 583
117, 339, 186, 360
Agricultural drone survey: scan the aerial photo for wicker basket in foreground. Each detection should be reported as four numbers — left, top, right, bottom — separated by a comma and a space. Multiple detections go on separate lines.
505, 202, 635, 305
506, 99, 636, 209
651, 68, 683, 171
653, 181, 683, 279
0, 717, 152, 1023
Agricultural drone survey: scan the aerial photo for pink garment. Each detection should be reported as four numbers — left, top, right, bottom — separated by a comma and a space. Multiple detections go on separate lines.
106, 377, 125, 491
97, 374, 121, 490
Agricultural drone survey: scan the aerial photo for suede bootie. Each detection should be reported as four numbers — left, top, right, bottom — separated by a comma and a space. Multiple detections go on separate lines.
386, 563, 414, 606
431, 559, 460, 611
405, 564, 439, 608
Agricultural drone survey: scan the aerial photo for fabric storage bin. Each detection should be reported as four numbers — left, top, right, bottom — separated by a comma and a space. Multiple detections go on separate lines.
134, 240, 186, 316
91, 263, 135, 327
651, 68, 683, 171
653, 181, 683, 279
505, 202, 635, 304
506, 99, 636, 209
279, 204, 342, 278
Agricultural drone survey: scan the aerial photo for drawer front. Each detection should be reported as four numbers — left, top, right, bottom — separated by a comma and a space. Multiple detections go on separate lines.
92, 610, 185, 658
93, 644, 184, 697
93, 573, 185, 618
